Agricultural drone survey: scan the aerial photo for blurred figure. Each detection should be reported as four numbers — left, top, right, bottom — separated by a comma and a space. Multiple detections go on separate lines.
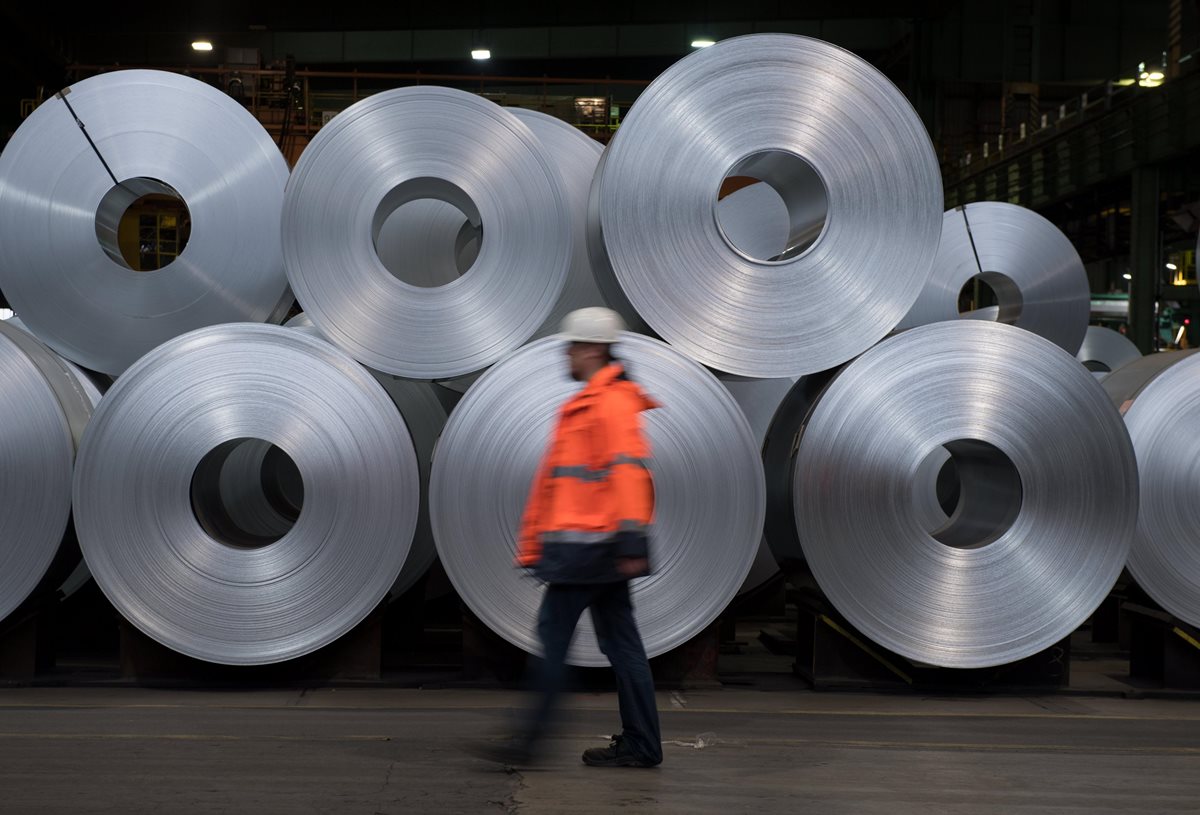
475, 307, 663, 769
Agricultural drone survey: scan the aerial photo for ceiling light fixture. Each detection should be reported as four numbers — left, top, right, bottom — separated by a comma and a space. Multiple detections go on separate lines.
471, 48, 491, 60
191, 41, 214, 52
691, 38, 716, 48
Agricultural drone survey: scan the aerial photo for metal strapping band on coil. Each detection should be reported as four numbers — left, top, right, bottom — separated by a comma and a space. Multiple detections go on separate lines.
1102, 350, 1200, 626
1076, 325, 1142, 379
587, 33, 942, 378
0, 70, 291, 375
73, 324, 420, 665
0, 331, 75, 623
897, 203, 1091, 355
285, 312, 449, 597
430, 333, 764, 667
795, 321, 1137, 668
282, 87, 571, 380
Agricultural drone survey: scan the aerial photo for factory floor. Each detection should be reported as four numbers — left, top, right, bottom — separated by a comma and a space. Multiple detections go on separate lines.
1, 685, 1196, 814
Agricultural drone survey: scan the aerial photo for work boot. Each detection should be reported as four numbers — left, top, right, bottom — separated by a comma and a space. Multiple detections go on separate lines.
581, 734, 656, 768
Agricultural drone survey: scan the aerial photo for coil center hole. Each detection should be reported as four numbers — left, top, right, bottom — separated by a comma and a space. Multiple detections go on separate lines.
95, 177, 191, 272
191, 438, 305, 549
957, 272, 1023, 323
924, 440, 1023, 550
371, 177, 483, 287
715, 150, 828, 263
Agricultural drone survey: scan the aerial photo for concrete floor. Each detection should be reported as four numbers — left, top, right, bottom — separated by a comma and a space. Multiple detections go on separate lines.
0, 686, 1197, 814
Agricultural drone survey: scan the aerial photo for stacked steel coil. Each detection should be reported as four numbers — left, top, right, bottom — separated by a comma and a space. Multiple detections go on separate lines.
0, 34, 1164, 676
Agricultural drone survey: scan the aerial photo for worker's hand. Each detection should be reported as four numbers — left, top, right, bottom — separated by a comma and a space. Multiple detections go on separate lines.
617, 556, 649, 577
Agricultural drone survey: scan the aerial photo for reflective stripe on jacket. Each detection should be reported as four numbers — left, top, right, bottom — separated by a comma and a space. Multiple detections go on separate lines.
517, 362, 658, 583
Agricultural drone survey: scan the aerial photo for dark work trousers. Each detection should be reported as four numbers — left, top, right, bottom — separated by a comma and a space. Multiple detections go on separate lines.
523, 580, 663, 765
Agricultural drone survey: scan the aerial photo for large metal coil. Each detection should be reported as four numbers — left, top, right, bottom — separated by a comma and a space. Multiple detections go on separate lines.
1077, 325, 1142, 379
2, 317, 105, 599
1102, 351, 1200, 626
719, 375, 796, 594
897, 203, 1090, 355
587, 33, 942, 378
761, 371, 838, 567
282, 86, 571, 380
430, 333, 764, 666
432, 108, 606, 393
285, 312, 448, 596
0, 331, 76, 622
795, 321, 1137, 668
0, 70, 291, 375
72, 323, 420, 665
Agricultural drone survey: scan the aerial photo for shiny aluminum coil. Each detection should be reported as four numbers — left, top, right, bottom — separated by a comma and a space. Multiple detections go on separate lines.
283, 87, 570, 380
0, 70, 291, 375
587, 34, 942, 378
897, 203, 1090, 355
433, 108, 606, 393
1077, 325, 1142, 379
720, 375, 796, 594
508, 109, 606, 336
0, 331, 75, 622
73, 323, 420, 665
1102, 351, 1200, 625
3, 317, 104, 598
430, 333, 764, 666
761, 371, 838, 567
795, 321, 1136, 668
285, 312, 448, 596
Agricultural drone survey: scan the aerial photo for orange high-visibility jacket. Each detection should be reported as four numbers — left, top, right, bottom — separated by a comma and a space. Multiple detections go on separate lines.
517, 362, 658, 583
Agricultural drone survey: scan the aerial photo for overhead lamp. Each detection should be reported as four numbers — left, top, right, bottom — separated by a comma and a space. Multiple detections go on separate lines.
471, 48, 491, 60
1166, 262, 1178, 270
691, 38, 716, 48
1123, 273, 1133, 280
0, 308, 12, 320
1137, 62, 1164, 87
191, 40, 214, 52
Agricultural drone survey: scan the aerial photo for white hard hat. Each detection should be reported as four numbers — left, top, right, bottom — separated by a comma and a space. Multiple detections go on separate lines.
559, 307, 625, 344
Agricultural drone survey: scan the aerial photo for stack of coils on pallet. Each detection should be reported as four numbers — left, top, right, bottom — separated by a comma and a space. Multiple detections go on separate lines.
0, 33, 1162, 672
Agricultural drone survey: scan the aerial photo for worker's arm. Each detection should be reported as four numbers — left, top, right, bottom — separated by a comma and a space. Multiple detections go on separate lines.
604, 391, 654, 562
515, 457, 552, 567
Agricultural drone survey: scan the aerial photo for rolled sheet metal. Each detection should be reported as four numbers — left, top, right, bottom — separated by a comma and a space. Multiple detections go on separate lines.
434, 108, 606, 393
3, 317, 104, 599
795, 321, 1137, 668
897, 203, 1090, 355
761, 372, 838, 567
282, 86, 571, 380
1077, 325, 1142, 379
720, 375, 796, 594
0, 332, 75, 622
587, 34, 942, 378
430, 333, 764, 666
285, 312, 448, 596
1102, 351, 1200, 626
73, 323, 420, 664
0, 70, 291, 374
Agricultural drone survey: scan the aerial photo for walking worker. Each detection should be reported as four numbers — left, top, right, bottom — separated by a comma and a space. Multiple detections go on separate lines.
483, 306, 664, 769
